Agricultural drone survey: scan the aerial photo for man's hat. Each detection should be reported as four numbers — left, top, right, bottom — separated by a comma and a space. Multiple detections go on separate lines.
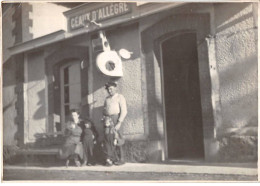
105, 81, 117, 89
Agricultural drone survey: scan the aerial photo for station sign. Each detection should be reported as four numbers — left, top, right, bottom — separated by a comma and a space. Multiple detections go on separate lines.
69, 2, 132, 31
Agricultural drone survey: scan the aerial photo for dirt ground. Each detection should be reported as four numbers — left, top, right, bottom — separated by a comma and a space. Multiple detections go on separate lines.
3, 168, 257, 181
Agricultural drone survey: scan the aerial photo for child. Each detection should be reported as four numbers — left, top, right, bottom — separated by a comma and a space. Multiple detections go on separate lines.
103, 116, 124, 146
102, 116, 125, 166
81, 119, 97, 166
113, 130, 125, 146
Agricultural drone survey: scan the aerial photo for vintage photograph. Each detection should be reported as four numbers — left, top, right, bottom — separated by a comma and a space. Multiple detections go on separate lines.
1, 0, 259, 181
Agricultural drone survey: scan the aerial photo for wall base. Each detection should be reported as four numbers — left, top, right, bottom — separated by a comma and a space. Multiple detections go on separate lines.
216, 136, 258, 162
204, 136, 258, 162
123, 139, 163, 163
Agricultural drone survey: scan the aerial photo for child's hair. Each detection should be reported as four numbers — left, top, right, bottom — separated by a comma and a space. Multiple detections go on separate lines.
70, 109, 80, 115
83, 119, 93, 126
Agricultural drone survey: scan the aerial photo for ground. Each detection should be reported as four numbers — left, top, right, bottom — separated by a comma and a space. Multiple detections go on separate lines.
3, 168, 257, 181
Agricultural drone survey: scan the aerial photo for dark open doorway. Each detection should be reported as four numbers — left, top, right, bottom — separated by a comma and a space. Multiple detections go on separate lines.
161, 32, 204, 160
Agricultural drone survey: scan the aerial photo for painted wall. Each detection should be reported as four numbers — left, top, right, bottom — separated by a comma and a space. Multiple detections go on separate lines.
213, 3, 258, 161
23, 3, 69, 42
25, 51, 47, 143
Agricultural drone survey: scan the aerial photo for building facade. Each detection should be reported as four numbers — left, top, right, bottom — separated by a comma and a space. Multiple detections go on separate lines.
2, 2, 258, 163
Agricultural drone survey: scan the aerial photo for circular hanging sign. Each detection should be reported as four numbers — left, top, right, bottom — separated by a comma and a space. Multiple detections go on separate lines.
96, 51, 123, 77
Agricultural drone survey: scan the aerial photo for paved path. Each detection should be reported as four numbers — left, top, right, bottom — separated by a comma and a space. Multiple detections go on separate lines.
3, 168, 257, 181
3, 163, 258, 181
4, 162, 258, 175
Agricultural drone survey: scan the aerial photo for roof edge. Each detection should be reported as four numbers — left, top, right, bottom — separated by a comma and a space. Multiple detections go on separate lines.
8, 30, 66, 56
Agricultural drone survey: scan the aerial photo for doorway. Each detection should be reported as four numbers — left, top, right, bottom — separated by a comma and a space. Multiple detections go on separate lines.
60, 60, 81, 131
161, 32, 204, 160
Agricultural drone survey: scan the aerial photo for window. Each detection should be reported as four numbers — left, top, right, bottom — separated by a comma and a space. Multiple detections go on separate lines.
60, 60, 81, 131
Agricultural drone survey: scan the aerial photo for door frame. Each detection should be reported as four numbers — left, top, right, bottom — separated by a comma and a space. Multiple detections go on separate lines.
142, 13, 214, 161
158, 30, 199, 160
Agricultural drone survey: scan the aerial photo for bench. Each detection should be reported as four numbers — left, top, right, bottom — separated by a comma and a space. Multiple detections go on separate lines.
16, 132, 65, 166
17, 148, 60, 166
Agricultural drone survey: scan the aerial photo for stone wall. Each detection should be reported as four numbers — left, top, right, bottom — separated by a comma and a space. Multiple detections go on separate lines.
3, 4, 24, 147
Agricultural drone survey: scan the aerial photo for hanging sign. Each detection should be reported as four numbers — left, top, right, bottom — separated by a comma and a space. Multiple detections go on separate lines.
69, 2, 132, 31
96, 31, 123, 77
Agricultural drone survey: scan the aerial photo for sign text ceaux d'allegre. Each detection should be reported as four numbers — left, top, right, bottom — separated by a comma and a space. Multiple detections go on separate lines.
70, 3, 131, 30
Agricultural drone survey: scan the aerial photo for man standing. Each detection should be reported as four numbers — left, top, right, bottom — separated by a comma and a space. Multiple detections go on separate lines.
103, 81, 127, 166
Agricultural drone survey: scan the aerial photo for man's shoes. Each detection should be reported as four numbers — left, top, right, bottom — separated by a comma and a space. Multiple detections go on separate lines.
105, 159, 113, 166
81, 161, 87, 167
75, 160, 81, 167
105, 162, 113, 166
113, 161, 125, 166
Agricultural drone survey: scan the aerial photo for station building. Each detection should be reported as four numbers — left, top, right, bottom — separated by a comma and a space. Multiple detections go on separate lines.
2, 2, 258, 163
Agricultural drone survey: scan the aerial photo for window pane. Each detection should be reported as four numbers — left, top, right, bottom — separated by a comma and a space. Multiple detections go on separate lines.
69, 63, 80, 84
64, 66, 69, 85
69, 84, 81, 106
65, 105, 70, 117
54, 114, 61, 132
64, 86, 69, 103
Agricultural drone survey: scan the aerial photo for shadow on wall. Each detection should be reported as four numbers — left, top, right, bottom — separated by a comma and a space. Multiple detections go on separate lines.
2, 58, 16, 88
88, 106, 104, 143
11, 3, 23, 44
33, 88, 46, 120
3, 58, 17, 146
216, 32, 258, 162
219, 51, 258, 130
213, 3, 258, 162
3, 55, 24, 147
140, 34, 164, 140
3, 96, 16, 113
215, 3, 254, 33
143, 51, 161, 140
106, 23, 140, 62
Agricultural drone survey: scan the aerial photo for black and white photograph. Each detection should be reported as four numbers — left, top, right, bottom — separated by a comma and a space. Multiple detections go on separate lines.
1, 0, 259, 182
